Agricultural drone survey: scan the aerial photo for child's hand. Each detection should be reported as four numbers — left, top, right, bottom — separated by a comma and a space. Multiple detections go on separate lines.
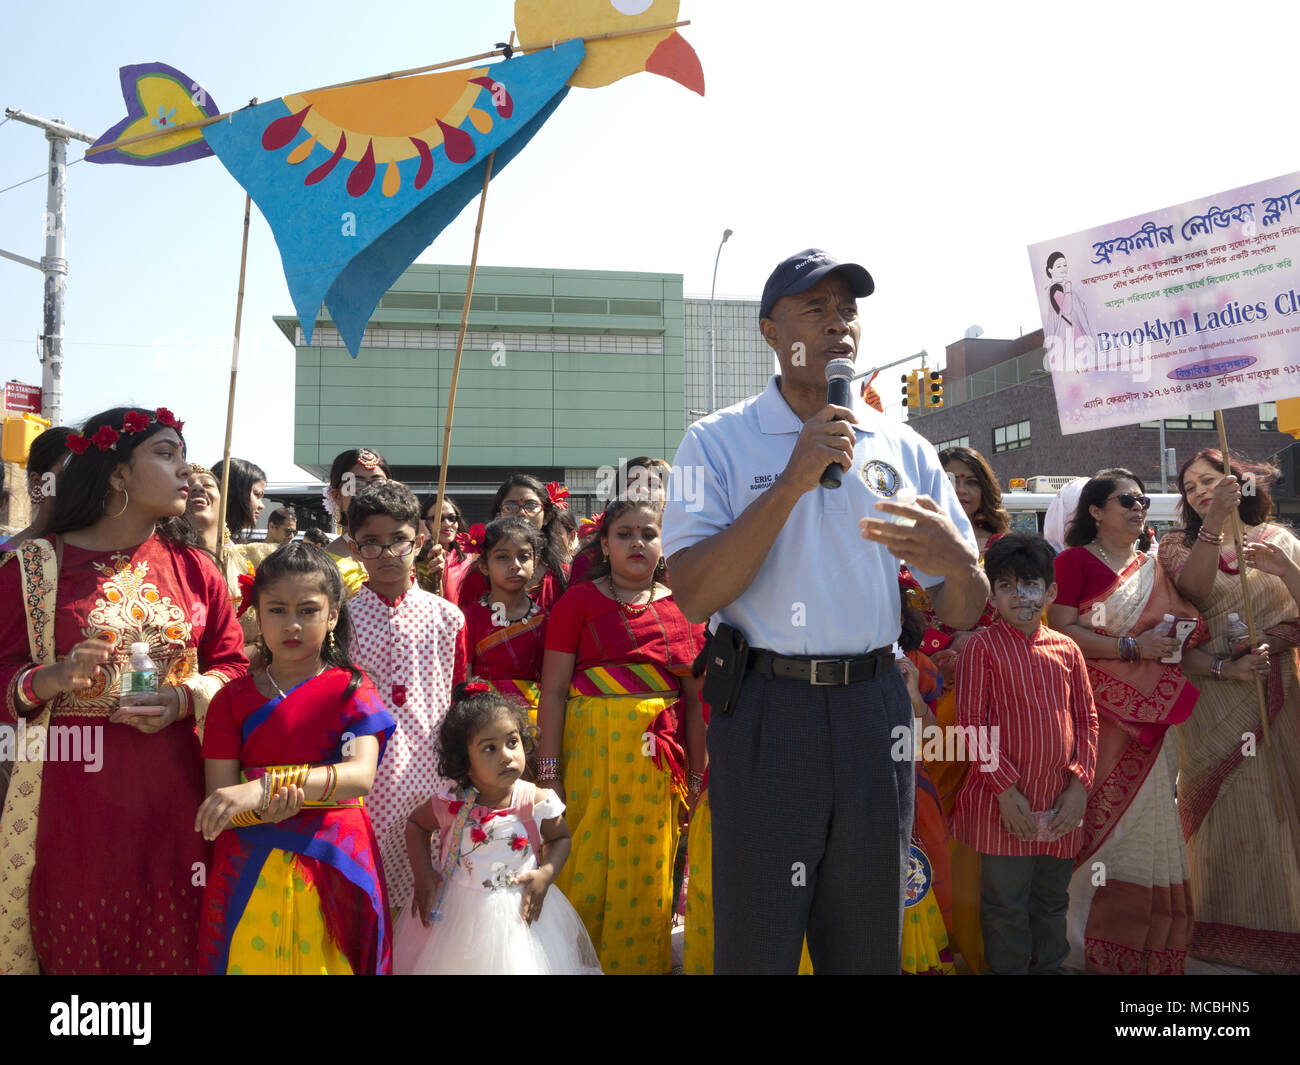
995, 786, 1036, 842
411, 869, 444, 929
1047, 778, 1087, 840
261, 785, 305, 824
931, 649, 958, 687
896, 656, 922, 702
513, 868, 551, 925
194, 779, 262, 841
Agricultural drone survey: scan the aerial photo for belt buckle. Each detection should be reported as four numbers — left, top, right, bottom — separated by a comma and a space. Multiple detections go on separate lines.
809, 659, 847, 686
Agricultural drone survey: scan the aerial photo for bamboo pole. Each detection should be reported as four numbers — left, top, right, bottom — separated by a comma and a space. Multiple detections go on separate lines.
1213, 410, 1285, 821
85, 20, 690, 158
432, 150, 495, 593
216, 192, 253, 575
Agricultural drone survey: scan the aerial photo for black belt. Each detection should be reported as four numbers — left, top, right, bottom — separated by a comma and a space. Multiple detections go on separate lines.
745, 646, 895, 686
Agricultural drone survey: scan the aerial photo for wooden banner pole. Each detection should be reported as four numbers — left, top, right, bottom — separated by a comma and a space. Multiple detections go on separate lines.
216, 192, 253, 574
432, 150, 495, 594
1214, 410, 1285, 821
85, 20, 690, 158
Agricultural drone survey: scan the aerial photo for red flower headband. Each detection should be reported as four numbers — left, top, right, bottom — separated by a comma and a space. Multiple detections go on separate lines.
578, 512, 605, 537
66, 408, 185, 455
463, 681, 490, 695
235, 572, 256, 617
455, 522, 486, 555
546, 481, 570, 510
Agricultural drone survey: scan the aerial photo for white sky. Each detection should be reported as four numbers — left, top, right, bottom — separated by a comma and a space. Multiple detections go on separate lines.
3, 0, 1299, 480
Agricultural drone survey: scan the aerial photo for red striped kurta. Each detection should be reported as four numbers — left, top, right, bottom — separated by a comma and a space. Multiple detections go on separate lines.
951, 619, 1098, 858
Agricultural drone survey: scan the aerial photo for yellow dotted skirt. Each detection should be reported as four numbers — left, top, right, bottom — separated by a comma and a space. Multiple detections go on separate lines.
226, 850, 354, 975
554, 692, 677, 975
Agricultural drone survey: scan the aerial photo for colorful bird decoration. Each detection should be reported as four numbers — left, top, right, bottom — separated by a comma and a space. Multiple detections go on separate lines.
85, 2, 703, 356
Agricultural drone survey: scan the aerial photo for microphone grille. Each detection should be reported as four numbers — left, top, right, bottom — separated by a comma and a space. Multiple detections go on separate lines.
825, 358, 856, 382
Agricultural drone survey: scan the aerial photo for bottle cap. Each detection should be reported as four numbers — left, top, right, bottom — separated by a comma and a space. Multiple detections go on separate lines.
1228, 613, 1239, 622
1163, 613, 1175, 622
130, 641, 150, 655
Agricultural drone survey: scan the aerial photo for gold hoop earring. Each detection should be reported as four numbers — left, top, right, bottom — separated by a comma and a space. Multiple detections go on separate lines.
103, 488, 129, 519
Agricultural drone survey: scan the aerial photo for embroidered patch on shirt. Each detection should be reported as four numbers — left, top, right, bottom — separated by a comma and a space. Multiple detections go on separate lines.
862, 459, 902, 496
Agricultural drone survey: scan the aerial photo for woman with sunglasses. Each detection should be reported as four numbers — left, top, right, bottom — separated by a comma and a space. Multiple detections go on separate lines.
1157, 449, 1300, 973
415, 495, 465, 597
1049, 468, 1266, 973
453, 474, 570, 613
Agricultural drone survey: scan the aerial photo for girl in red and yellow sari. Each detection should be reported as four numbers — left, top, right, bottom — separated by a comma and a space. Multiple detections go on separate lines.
461, 518, 549, 721
1160, 449, 1300, 973
1051, 469, 1266, 974
196, 541, 395, 974
0, 407, 247, 975
538, 499, 705, 974
898, 445, 1010, 973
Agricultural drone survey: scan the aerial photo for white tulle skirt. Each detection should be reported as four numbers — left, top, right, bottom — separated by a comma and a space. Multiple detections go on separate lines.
393, 875, 602, 975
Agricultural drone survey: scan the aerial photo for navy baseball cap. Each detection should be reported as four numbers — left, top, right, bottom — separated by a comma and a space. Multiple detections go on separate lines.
759, 249, 875, 319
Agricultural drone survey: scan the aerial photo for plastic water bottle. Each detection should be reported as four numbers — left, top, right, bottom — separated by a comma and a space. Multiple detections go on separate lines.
119, 642, 158, 707
1227, 613, 1251, 661
1152, 613, 1176, 638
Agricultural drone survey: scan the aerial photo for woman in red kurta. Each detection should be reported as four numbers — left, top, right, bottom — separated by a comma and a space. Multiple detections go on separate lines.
537, 500, 705, 974
0, 407, 246, 974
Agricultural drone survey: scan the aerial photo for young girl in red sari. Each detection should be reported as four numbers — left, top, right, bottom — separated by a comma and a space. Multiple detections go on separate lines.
461, 518, 549, 720
538, 499, 705, 974
195, 542, 395, 974
453, 474, 570, 612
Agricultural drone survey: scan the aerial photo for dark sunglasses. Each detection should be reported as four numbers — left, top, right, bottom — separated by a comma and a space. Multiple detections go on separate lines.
1112, 492, 1151, 510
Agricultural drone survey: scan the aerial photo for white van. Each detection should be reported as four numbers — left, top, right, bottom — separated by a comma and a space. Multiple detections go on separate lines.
1001, 489, 1184, 539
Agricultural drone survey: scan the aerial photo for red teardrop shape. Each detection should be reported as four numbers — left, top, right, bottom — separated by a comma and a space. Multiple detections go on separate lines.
262, 105, 311, 150
304, 131, 347, 185
346, 139, 376, 197
436, 119, 476, 164
470, 76, 513, 118
410, 137, 433, 189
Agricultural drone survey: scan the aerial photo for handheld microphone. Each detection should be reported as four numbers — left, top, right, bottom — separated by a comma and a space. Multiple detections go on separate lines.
820, 358, 856, 489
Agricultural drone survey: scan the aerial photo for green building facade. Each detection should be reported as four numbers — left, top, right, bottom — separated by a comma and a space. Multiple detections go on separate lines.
277, 264, 685, 518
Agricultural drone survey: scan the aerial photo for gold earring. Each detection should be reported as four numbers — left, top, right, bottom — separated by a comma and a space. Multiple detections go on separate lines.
325, 629, 335, 655
103, 488, 129, 519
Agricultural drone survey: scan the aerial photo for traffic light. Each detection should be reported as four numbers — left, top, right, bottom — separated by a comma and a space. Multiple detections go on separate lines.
901, 370, 921, 410
923, 370, 944, 409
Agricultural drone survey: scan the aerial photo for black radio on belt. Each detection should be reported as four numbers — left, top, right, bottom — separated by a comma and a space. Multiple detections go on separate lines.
700, 622, 750, 716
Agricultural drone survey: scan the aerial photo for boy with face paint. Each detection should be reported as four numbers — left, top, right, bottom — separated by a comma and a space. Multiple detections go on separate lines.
949, 533, 1099, 975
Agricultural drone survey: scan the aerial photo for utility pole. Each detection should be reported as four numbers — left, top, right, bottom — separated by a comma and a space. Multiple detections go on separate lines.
1, 109, 95, 427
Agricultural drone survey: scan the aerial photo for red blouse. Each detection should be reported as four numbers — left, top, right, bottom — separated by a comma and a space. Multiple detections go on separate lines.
544, 581, 705, 675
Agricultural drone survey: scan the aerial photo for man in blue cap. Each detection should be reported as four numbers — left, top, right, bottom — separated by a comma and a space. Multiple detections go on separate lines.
663, 249, 989, 973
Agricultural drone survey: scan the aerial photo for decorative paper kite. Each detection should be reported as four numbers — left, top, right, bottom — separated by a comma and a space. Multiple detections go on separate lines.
86, 1, 703, 355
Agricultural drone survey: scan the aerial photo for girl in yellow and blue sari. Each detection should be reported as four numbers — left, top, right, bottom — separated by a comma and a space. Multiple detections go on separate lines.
195, 541, 395, 974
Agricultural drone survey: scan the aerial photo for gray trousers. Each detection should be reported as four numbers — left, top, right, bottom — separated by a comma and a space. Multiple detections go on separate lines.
708, 665, 914, 974
979, 853, 1073, 974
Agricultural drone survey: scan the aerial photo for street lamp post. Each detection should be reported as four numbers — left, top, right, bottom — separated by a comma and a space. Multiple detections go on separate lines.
707, 228, 733, 413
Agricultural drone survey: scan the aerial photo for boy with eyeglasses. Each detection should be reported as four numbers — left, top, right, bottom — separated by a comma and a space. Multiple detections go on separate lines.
346, 481, 467, 917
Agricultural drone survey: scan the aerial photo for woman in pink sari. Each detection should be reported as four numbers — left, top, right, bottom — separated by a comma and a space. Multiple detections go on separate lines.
1160, 449, 1300, 972
1050, 469, 1266, 973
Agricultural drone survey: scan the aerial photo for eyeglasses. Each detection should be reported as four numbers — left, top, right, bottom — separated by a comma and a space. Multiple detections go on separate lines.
500, 501, 543, 516
352, 539, 416, 559
1112, 493, 1151, 510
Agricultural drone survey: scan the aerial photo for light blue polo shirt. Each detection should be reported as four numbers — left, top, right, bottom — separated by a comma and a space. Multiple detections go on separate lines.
662, 375, 976, 656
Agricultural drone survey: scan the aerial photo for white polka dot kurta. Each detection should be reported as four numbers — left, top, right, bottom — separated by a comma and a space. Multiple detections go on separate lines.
348, 584, 465, 912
